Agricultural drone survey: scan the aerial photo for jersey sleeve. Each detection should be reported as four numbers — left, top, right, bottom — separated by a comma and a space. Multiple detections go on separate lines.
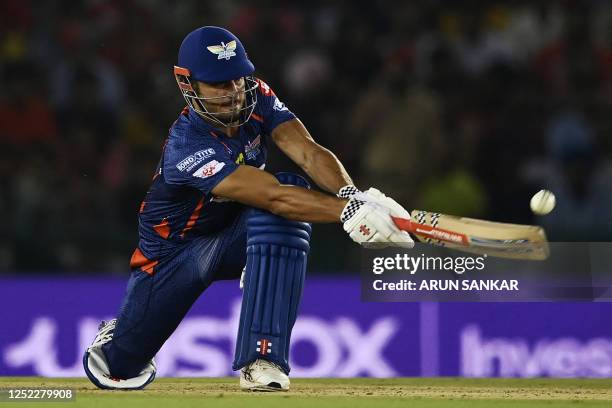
256, 78, 296, 134
163, 139, 238, 195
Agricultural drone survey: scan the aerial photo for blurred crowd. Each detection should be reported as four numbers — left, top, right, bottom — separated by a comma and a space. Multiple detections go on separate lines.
1, 0, 612, 273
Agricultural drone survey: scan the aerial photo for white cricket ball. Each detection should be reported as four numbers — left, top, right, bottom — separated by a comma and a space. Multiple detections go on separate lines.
530, 189, 556, 215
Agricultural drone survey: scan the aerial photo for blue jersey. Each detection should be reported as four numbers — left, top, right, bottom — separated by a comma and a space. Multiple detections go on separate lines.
130, 79, 296, 273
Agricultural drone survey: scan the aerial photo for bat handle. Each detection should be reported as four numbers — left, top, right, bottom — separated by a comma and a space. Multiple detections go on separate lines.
391, 215, 470, 245
391, 216, 413, 232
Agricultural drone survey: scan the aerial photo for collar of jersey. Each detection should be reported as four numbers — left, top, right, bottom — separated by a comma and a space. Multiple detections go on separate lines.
187, 108, 225, 136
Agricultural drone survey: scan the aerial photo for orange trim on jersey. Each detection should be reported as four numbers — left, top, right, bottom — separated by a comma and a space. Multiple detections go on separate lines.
256, 78, 275, 96
181, 106, 189, 116
251, 113, 264, 123
139, 201, 146, 213
153, 218, 171, 239
174, 66, 191, 76
209, 131, 232, 154
129, 248, 158, 275
180, 197, 205, 238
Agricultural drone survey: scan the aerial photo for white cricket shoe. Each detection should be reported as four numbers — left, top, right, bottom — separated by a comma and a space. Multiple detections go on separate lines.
240, 359, 290, 391
83, 319, 156, 390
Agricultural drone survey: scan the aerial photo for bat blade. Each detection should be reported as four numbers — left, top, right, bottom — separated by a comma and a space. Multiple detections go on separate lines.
392, 210, 549, 260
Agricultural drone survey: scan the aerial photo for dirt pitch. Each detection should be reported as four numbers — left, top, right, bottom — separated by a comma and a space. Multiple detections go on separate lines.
1, 377, 612, 407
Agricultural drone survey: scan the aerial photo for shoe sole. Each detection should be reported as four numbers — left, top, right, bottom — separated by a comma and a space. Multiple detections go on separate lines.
82, 350, 156, 390
241, 385, 289, 392
240, 380, 288, 392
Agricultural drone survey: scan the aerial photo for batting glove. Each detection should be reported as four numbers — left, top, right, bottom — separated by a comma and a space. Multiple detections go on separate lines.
339, 187, 414, 249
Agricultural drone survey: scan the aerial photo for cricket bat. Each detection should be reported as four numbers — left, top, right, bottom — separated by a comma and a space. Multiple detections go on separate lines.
392, 210, 549, 260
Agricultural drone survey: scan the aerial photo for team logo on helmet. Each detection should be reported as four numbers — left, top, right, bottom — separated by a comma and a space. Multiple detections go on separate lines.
206, 40, 237, 60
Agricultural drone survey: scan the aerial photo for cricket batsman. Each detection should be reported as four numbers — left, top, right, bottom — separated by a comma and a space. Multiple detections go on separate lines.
83, 26, 413, 391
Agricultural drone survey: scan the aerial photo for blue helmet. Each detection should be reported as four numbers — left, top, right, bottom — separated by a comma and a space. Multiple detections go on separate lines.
174, 26, 258, 127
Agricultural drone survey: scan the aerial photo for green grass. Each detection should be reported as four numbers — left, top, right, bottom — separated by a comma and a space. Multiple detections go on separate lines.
1, 377, 611, 407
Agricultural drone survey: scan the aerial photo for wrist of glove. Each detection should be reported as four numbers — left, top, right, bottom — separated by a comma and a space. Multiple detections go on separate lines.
340, 187, 414, 249
338, 185, 364, 224
337, 185, 361, 200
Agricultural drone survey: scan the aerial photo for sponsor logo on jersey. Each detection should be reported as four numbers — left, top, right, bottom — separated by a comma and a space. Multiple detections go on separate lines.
273, 97, 288, 112
245, 135, 262, 160
193, 160, 226, 178
235, 153, 245, 165
206, 41, 237, 60
176, 148, 216, 172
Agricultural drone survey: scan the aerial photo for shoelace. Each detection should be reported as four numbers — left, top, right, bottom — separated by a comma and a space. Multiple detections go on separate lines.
242, 365, 253, 381
91, 319, 117, 347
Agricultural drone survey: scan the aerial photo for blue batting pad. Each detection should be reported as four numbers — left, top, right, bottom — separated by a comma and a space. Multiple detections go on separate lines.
232, 173, 312, 372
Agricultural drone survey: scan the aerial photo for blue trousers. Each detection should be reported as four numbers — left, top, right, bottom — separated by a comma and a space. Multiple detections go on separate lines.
103, 211, 248, 379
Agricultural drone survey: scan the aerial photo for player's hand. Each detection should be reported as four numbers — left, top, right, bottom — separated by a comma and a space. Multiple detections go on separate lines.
339, 186, 414, 249
359, 187, 412, 219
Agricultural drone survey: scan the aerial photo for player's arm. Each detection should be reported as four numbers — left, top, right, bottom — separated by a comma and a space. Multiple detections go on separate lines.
211, 166, 414, 248
271, 118, 353, 194
211, 165, 346, 223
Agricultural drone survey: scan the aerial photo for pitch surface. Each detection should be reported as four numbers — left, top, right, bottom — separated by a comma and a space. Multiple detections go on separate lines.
1, 377, 611, 407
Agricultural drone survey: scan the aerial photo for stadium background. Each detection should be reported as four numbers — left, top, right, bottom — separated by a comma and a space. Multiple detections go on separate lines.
1, 1, 612, 379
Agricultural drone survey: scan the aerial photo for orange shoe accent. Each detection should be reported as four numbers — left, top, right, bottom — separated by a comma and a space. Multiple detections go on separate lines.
129, 248, 158, 275
180, 197, 205, 238
153, 218, 171, 239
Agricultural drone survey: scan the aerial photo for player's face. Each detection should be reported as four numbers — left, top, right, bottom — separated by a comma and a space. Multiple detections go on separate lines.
194, 78, 246, 121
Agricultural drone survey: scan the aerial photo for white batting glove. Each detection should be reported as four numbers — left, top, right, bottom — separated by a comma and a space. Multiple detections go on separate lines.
338, 186, 414, 249
359, 187, 412, 220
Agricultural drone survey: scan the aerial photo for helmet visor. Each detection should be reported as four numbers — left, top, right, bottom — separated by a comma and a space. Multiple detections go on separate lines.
174, 66, 258, 127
